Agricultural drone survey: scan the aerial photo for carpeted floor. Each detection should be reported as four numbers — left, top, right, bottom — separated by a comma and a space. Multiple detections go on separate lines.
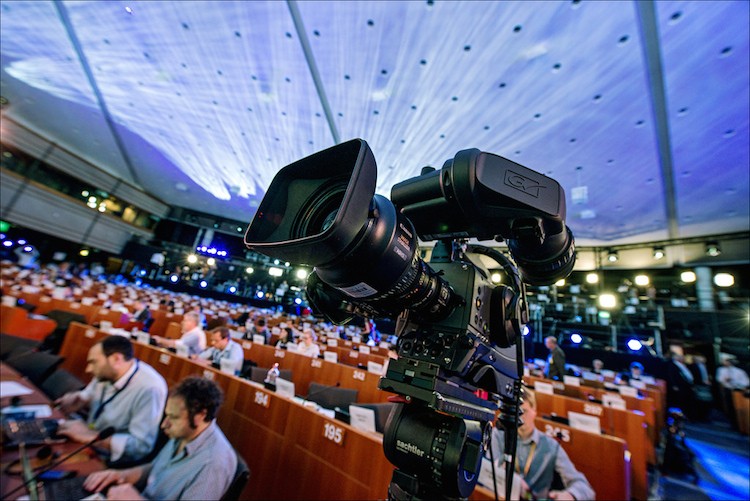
657, 408, 750, 501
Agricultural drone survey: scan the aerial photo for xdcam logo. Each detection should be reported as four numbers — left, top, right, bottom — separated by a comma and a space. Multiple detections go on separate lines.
504, 170, 545, 198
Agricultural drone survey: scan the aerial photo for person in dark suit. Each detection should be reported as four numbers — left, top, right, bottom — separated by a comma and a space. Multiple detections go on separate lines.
130, 299, 151, 324
688, 354, 712, 421
544, 336, 566, 381
667, 352, 695, 419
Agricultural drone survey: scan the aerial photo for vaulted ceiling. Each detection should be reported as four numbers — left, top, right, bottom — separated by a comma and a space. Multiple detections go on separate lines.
1, 0, 748, 250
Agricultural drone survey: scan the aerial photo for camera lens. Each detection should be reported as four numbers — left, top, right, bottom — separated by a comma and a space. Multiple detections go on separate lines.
314, 195, 456, 322
291, 179, 347, 239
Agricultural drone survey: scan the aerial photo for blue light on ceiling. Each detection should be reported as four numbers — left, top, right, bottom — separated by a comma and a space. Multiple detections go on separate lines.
570, 333, 583, 344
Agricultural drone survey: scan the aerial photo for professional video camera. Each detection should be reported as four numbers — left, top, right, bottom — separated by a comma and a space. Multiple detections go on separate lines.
244, 139, 575, 500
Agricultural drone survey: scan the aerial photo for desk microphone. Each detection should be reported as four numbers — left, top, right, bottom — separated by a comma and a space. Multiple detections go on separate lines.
3, 426, 116, 499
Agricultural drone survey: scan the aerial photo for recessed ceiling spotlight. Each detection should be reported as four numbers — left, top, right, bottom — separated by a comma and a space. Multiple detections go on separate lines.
653, 247, 665, 259
705, 242, 721, 257
607, 249, 618, 262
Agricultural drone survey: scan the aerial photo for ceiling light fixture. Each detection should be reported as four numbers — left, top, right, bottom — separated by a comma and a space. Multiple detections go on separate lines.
681, 271, 696, 283
653, 247, 665, 259
706, 242, 721, 257
607, 249, 618, 262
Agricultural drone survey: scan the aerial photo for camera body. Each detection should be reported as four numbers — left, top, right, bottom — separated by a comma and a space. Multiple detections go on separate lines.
244, 138, 575, 499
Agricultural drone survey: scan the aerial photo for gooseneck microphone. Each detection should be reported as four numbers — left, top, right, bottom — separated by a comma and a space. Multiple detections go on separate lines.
3, 426, 116, 499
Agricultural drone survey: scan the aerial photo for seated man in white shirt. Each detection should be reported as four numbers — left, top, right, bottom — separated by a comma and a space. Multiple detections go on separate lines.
55, 336, 168, 464
297, 328, 321, 358
192, 326, 244, 375
153, 311, 206, 356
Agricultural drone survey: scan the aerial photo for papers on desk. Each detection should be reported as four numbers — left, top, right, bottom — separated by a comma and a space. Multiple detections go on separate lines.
367, 361, 383, 375
534, 381, 554, 395
1, 404, 53, 418
323, 351, 338, 363
275, 378, 295, 399
618, 385, 638, 397
629, 379, 647, 390
563, 375, 581, 387
568, 411, 602, 434
349, 405, 376, 434
602, 393, 627, 410
0, 381, 34, 398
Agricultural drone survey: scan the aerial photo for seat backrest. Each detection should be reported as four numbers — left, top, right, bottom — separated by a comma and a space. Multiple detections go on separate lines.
39, 368, 85, 400
220, 452, 250, 501
307, 382, 359, 411
0, 334, 40, 360
5, 349, 64, 386
45, 310, 87, 330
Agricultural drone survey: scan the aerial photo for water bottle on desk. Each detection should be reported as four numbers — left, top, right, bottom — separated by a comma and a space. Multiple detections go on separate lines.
264, 362, 280, 391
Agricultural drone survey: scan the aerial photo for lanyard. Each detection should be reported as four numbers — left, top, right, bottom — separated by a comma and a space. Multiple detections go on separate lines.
93, 360, 139, 420
515, 441, 537, 477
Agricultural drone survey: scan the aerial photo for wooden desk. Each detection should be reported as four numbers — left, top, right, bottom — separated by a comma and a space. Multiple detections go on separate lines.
533, 391, 649, 500
525, 374, 659, 453
0, 364, 104, 500
58, 324, 396, 500
733, 389, 750, 435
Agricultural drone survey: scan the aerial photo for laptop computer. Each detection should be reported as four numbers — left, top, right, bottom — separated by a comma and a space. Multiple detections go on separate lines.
43, 475, 103, 500
1, 418, 64, 448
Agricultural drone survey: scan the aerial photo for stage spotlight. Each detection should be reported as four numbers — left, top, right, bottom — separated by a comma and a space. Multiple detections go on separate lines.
706, 242, 721, 257
187, 254, 198, 264
607, 249, 618, 262
491, 272, 502, 283
23, 246, 32, 252
207, 258, 216, 266
635, 275, 649, 286
170, 275, 179, 283
714, 273, 734, 287
245, 267, 254, 274
294, 297, 303, 305
79, 249, 89, 256
653, 247, 665, 259
586, 273, 599, 284
17, 239, 26, 245
555, 279, 565, 287
681, 271, 696, 283
199, 281, 207, 288
627, 339, 642, 351
296, 269, 308, 280
522, 325, 530, 336
139, 269, 147, 276
570, 333, 583, 344
599, 294, 616, 308
256, 291, 265, 299
2, 241, 12, 247
229, 286, 237, 293
268, 267, 283, 277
